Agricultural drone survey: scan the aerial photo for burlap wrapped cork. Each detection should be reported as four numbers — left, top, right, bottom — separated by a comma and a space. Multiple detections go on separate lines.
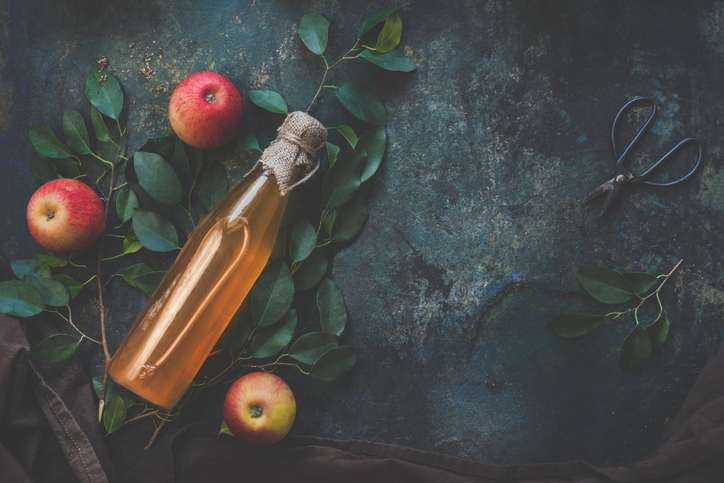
259, 111, 327, 195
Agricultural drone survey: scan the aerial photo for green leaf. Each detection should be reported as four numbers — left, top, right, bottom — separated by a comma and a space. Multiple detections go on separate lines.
646, 312, 671, 351
51, 274, 84, 299
317, 278, 347, 336
138, 136, 176, 161
62, 110, 92, 156
219, 420, 234, 437
27, 156, 60, 183
199, 160, 229, 212
134, 151, 182, 205
547, 313, 605, 338
293, 247, 328, 292
576, 267, 635, 304
331, 125, 358, 150
132, 209, 180, 252
619, 325, 652, 373
29, 124, 73, 159
232, 131, 261, 152
182, 143, 204, 181
93, 376, 117, 404
116, 185, 139, 223
132, 271, 165, 297
97, 121, 128, 163
356, 127, 386, 182
30, 334, 82, 364
291, 219, 317, 263
309, 346, 356, 381
251, 259, 295, 327
322, 148, 367, 210
85, 70, 123, 120
219, 297, 254, 355
374, 13, 402, 53
249, 90, 288, 115
269, 227, 291, 262
623, 272, 659, 296
121, 231, 143, 256
90, 106, 113, 142
36, 248, 68, 268
358, 7, 400, 37
359, 49, 415, 72
289, 332, 341, 365
329, 190, 369, 243
323, 142, 340, 171
103, 393, 127, 434
336, 83, 387, 126
251, 309, 297, 358
298, 13, 330, 56
0, 280, 46, 317
11, 259, 51, 280
53, 158, 81, 178
121, 263, 153, 286
23, 276, 69, 307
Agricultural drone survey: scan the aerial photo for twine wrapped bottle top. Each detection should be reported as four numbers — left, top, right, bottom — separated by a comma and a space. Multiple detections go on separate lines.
259, 111, 327, 195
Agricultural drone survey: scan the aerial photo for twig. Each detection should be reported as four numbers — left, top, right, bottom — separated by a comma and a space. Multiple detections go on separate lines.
144, 419, 168, 450
306, 40, 359, 112
52, 308, 102, 344
608, 259, 684, 320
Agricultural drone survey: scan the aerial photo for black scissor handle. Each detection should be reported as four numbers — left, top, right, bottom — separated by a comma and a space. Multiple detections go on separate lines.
612, 97, 657, 167
635, 137, 703, 187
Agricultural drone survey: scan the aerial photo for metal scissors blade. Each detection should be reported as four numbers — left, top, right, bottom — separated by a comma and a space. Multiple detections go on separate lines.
583, 175, 626, 217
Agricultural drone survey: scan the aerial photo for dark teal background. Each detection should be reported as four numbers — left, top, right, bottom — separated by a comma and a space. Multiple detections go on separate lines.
1, 0, 723, 474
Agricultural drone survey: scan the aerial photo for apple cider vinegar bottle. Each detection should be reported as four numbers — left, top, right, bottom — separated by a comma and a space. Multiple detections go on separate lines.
108, 112, 326, 409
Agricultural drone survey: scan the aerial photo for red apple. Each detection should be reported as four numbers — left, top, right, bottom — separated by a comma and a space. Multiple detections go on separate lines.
222, 372, 296, 446
26, 178, 105, 254
168, 71, 244, 150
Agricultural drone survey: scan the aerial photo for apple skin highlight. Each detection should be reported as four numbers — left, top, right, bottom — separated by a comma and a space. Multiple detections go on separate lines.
222, 372, 297, 446
26, 178, 105, 254
168, 71, 244, 150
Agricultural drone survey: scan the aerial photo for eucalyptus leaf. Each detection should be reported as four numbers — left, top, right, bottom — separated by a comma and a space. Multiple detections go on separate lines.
576, 267, 635, 304
251, 259, 295, 327
289, 332, 341, 365
298, 13, 329, 56
24, 275, 69, 307
374, 13, 402, 53
103, 393, 127, 434
0, 280, 46, 317
293, 247, 328, 292
62, 110, 92, 155
132, 209, 180, 252
27, 156, 60, 183
331, 125, 358, 149
116, 185, 139, 223
249, 90, 288, 115
29, 124, 73, 159
219, 297, 254, 355
322, 148, 367, 210
623, 272, 659, 296
309, 346, 356, 381
182, 143, 204, 181
330, 191, 368, 243
11, 259, 51, 280
336, 83, 387, 126
547, 313, 605, 338
52, 274, 84, 299
138, 135, 176, 161
359, 49, 415, 72
356, 127, 386, 182
251, 309, 297, 358
199, 160, 229, 212
85, 70, 123, 120
619, 325, 652, 373
358, 7, 400, 37
233, 131, 261, 152
134, 151, 182, 205
90, 106, 113, 142
30, 334, 82, 364
291, 219, 317, 263
36, 248, 68, 268
317, 278, 347, 336
646, 312, 671, 351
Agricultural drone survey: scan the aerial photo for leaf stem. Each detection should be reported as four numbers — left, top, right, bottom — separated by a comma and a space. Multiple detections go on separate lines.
52, 307, 102, 345
610, 259, 684, 323
306, 39, 360, 112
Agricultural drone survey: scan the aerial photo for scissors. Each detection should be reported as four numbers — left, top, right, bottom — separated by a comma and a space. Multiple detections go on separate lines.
584, 97, 702, 217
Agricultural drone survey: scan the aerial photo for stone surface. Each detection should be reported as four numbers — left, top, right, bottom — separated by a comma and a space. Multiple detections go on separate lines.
1, 0, 723, 473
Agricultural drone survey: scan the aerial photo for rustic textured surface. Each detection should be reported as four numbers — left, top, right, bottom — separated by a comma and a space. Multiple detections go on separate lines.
1, 0, 723, 475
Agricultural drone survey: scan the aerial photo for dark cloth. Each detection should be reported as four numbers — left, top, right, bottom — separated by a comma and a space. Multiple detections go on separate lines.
2, 251, 724, 482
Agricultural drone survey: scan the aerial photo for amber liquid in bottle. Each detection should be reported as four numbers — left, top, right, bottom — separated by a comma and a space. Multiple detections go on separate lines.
108, 165, 290, 409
